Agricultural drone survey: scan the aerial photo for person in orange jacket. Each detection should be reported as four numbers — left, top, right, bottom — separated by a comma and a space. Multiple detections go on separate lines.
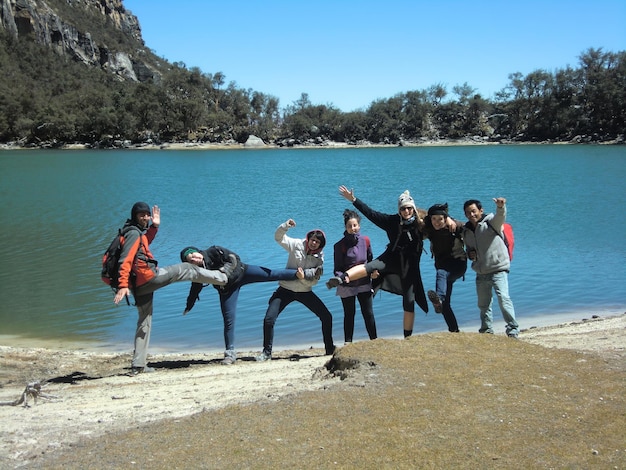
113, 202, 237, 375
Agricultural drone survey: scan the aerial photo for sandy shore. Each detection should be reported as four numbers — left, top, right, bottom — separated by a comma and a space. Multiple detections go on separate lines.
1, 312, 624, 467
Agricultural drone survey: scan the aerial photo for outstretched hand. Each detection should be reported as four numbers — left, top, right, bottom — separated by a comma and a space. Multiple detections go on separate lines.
151, 205, 160, 227
339, 185, 356, 202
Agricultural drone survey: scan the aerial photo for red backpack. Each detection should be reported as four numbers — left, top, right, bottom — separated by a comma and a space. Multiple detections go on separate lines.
488, 222, 515, 261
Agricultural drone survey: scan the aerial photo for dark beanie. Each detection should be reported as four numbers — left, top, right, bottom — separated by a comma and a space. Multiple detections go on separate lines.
180, 246, 200, 262
428, 203, 449, 217
131, 201, 151, 219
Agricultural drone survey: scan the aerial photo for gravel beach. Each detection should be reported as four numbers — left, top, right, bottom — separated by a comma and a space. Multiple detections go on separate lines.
1, 313, 624, 469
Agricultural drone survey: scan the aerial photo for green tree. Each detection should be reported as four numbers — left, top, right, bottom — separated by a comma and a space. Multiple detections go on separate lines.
365, 96, 404, 143
336, 111, 368, 143
578, 48, 626, 137
400, 90, 431, 139
209, 71, 226, 112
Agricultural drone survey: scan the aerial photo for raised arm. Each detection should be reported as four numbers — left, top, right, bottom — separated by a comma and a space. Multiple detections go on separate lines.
491, 197, 507, 230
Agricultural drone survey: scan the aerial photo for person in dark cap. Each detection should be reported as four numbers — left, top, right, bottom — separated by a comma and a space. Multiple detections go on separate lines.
112, 202, 238, 375
180, 245, 298, 365
326, 186, 428, 339
256, 218, 334, 361
422, 203, 467, 332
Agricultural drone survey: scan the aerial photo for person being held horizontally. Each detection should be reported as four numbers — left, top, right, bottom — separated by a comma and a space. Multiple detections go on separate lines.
256, 219, 335, 361
422, 203, 467, 333
331, 208, 378, 343
327, 186, 429, 338
462, 197, 519, 338
180, 245, 298, 365
113, 202, 237, 375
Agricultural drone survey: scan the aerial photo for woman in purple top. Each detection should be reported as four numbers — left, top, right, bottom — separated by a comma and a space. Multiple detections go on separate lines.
332, 209, 378, 343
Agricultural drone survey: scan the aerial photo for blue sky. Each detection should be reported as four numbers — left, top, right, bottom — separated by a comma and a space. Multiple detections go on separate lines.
123, 0, 626, 112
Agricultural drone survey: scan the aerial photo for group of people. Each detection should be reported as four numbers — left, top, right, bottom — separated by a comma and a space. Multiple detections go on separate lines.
326, 186, 518, 341
111, 188, 518, 375
113, 202, 333, 374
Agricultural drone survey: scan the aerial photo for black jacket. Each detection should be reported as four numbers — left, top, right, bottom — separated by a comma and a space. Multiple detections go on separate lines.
184, 246, 246, 313
353, 198, 428, 313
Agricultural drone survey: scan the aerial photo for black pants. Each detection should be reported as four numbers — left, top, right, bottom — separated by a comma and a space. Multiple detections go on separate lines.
341, 291, 377, 342
262, 287, 334, 355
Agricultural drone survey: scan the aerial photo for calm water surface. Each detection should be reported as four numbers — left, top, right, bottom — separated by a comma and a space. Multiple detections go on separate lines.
0, 145, 624, 352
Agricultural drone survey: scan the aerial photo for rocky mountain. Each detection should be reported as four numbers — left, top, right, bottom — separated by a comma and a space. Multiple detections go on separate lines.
0, 0, 159, 82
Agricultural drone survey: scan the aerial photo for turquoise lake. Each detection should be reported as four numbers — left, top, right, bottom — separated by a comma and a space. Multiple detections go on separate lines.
0, 145, 624, 353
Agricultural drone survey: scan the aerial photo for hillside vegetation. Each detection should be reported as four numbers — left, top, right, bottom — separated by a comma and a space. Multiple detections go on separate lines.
1, 1, 624, 148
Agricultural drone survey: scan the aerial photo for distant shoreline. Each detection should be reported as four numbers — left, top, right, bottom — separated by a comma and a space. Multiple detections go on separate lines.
1, 136, 624, 151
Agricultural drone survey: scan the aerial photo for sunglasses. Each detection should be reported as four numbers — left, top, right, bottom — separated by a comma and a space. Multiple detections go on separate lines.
400, 206, 414, 212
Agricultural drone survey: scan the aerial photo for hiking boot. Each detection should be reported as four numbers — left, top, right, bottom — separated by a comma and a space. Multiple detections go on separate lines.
220, 254, 239, 278
326, 276, 343, 289
130, 365, 155, 376
427, 290, 443, 314
255, 352, 272, 362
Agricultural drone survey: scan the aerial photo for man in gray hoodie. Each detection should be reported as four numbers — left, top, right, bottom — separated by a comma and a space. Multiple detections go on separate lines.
463, 198, 519, 338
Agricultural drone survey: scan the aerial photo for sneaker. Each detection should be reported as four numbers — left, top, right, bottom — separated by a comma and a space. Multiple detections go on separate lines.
220, 254, 239, 278
427, 290, 443, 314
255, 352, 271, 362
130, 365, 155, 376
326, 276, 343, 289
507, 333, 519, 339
325, 345, 337, 356
221, 355, 236, 365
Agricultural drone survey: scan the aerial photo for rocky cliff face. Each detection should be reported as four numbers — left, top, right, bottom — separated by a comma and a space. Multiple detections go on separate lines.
0, 0, 159, 82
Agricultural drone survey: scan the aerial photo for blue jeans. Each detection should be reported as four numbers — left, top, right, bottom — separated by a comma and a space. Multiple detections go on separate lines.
434, 259, 466, 332
475, 271, 518, 336
219, 265, 296, 358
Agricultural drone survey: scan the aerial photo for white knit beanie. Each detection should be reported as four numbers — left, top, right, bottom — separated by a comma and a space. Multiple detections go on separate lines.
397, 190, 416, 213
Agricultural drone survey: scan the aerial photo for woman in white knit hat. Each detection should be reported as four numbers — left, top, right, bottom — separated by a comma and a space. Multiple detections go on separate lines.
327, 186, 429, 338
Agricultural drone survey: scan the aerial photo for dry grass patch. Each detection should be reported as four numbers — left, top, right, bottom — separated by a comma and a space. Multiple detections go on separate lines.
36, 333, 626, 469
